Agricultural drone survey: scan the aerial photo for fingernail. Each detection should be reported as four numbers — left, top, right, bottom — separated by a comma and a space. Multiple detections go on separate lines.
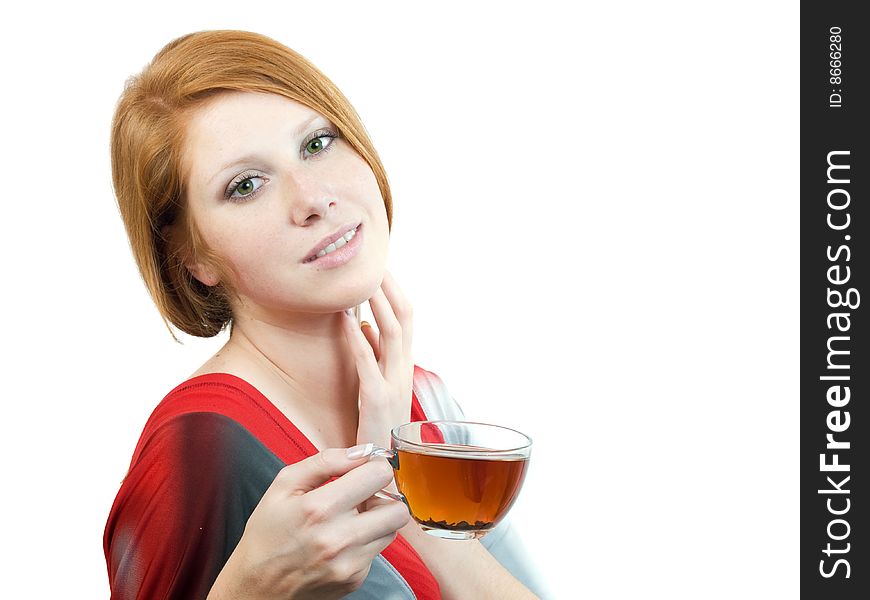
344, 308, 354, 317
360, 320, 371, 329
346, 442, 374, 459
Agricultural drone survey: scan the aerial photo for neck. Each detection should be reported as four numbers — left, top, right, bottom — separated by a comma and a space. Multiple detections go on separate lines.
226, 308, 361, 418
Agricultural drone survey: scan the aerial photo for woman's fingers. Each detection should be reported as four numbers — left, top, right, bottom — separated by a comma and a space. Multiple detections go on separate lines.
380, 271, 413, 367
352, 500, 411, 547
307, 459, 395, 515
380, 271, 414, 397
341, 310, 385, 398
271, 447, 374, 497
368, 286, 405, 382
360, 320, 380, 362
360, 530, 402, 560
343, 272, 414, 449
368, 271, 414, 384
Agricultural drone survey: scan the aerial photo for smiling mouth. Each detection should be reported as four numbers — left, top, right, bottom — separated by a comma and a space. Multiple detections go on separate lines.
304, 224, 361, 263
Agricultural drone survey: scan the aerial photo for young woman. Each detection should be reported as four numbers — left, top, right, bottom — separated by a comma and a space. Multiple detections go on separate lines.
104, 30, 546, 600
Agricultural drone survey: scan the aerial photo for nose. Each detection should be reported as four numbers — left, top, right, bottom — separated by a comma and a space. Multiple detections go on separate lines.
282, 169, 336, 226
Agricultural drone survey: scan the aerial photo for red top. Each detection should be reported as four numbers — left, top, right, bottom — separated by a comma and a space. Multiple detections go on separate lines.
104, 370, 442, 599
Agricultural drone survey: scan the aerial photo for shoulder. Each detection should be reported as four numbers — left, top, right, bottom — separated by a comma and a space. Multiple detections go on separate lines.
105, 410, 283, 599
122, 373, 292, 493
135, 411, 285, 486
112, 411, 283, 530
110, 410, 284, 532
146, 372, 276, 429
132, 372, 310, 464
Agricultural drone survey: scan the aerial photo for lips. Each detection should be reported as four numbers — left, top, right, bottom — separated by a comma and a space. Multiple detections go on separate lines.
304, 222, 361, 263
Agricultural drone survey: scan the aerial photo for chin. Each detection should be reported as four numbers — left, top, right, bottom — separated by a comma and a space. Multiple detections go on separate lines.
344, 264, 386, 307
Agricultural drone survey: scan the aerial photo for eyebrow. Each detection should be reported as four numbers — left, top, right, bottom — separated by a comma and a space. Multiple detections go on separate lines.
207, 113, 328, 185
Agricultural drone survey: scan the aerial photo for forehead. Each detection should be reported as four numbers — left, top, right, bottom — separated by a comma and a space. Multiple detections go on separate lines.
182, 91, 324, 185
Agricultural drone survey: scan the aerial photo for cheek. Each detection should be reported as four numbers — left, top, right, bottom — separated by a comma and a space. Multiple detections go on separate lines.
224, 229, 282, 269
199, 216, 280, 281
334, 149, 382, 200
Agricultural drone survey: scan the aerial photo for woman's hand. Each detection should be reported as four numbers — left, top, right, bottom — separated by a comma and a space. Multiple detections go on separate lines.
341, 270, 415, 451
208, 447, 411, 600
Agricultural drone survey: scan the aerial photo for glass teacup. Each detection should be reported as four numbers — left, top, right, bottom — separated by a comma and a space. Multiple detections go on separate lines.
372, 420, 532, 540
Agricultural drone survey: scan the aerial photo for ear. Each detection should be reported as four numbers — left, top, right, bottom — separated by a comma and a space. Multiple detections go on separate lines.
185, 260, 221, 287
162, 224, 221, 287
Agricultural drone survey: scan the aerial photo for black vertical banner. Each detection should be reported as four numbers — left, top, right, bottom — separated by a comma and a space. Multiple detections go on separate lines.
802, 3, 869, 598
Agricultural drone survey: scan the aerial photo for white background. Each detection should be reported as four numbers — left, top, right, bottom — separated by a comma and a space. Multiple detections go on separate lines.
0, 1, 798, 598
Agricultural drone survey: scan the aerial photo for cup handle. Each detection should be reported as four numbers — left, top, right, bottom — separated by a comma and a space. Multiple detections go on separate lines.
369, 445, 399, 468
368, 446, 409, 510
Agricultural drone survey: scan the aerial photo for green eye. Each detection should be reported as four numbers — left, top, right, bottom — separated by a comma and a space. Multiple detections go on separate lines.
236, 179, 255, 195
306, 138, 324, 154
304, 130, 338, 157
225, 173, 265, 203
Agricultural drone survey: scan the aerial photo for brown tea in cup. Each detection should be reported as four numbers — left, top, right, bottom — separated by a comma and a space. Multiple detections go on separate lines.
373, 421, 532, 540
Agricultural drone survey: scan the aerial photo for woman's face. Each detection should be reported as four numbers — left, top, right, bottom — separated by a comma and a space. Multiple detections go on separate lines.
180, 91, 390, 321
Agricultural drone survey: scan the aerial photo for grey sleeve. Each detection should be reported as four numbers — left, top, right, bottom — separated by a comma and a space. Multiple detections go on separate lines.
343, 555, 417, 600
411, 367, 554, 599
